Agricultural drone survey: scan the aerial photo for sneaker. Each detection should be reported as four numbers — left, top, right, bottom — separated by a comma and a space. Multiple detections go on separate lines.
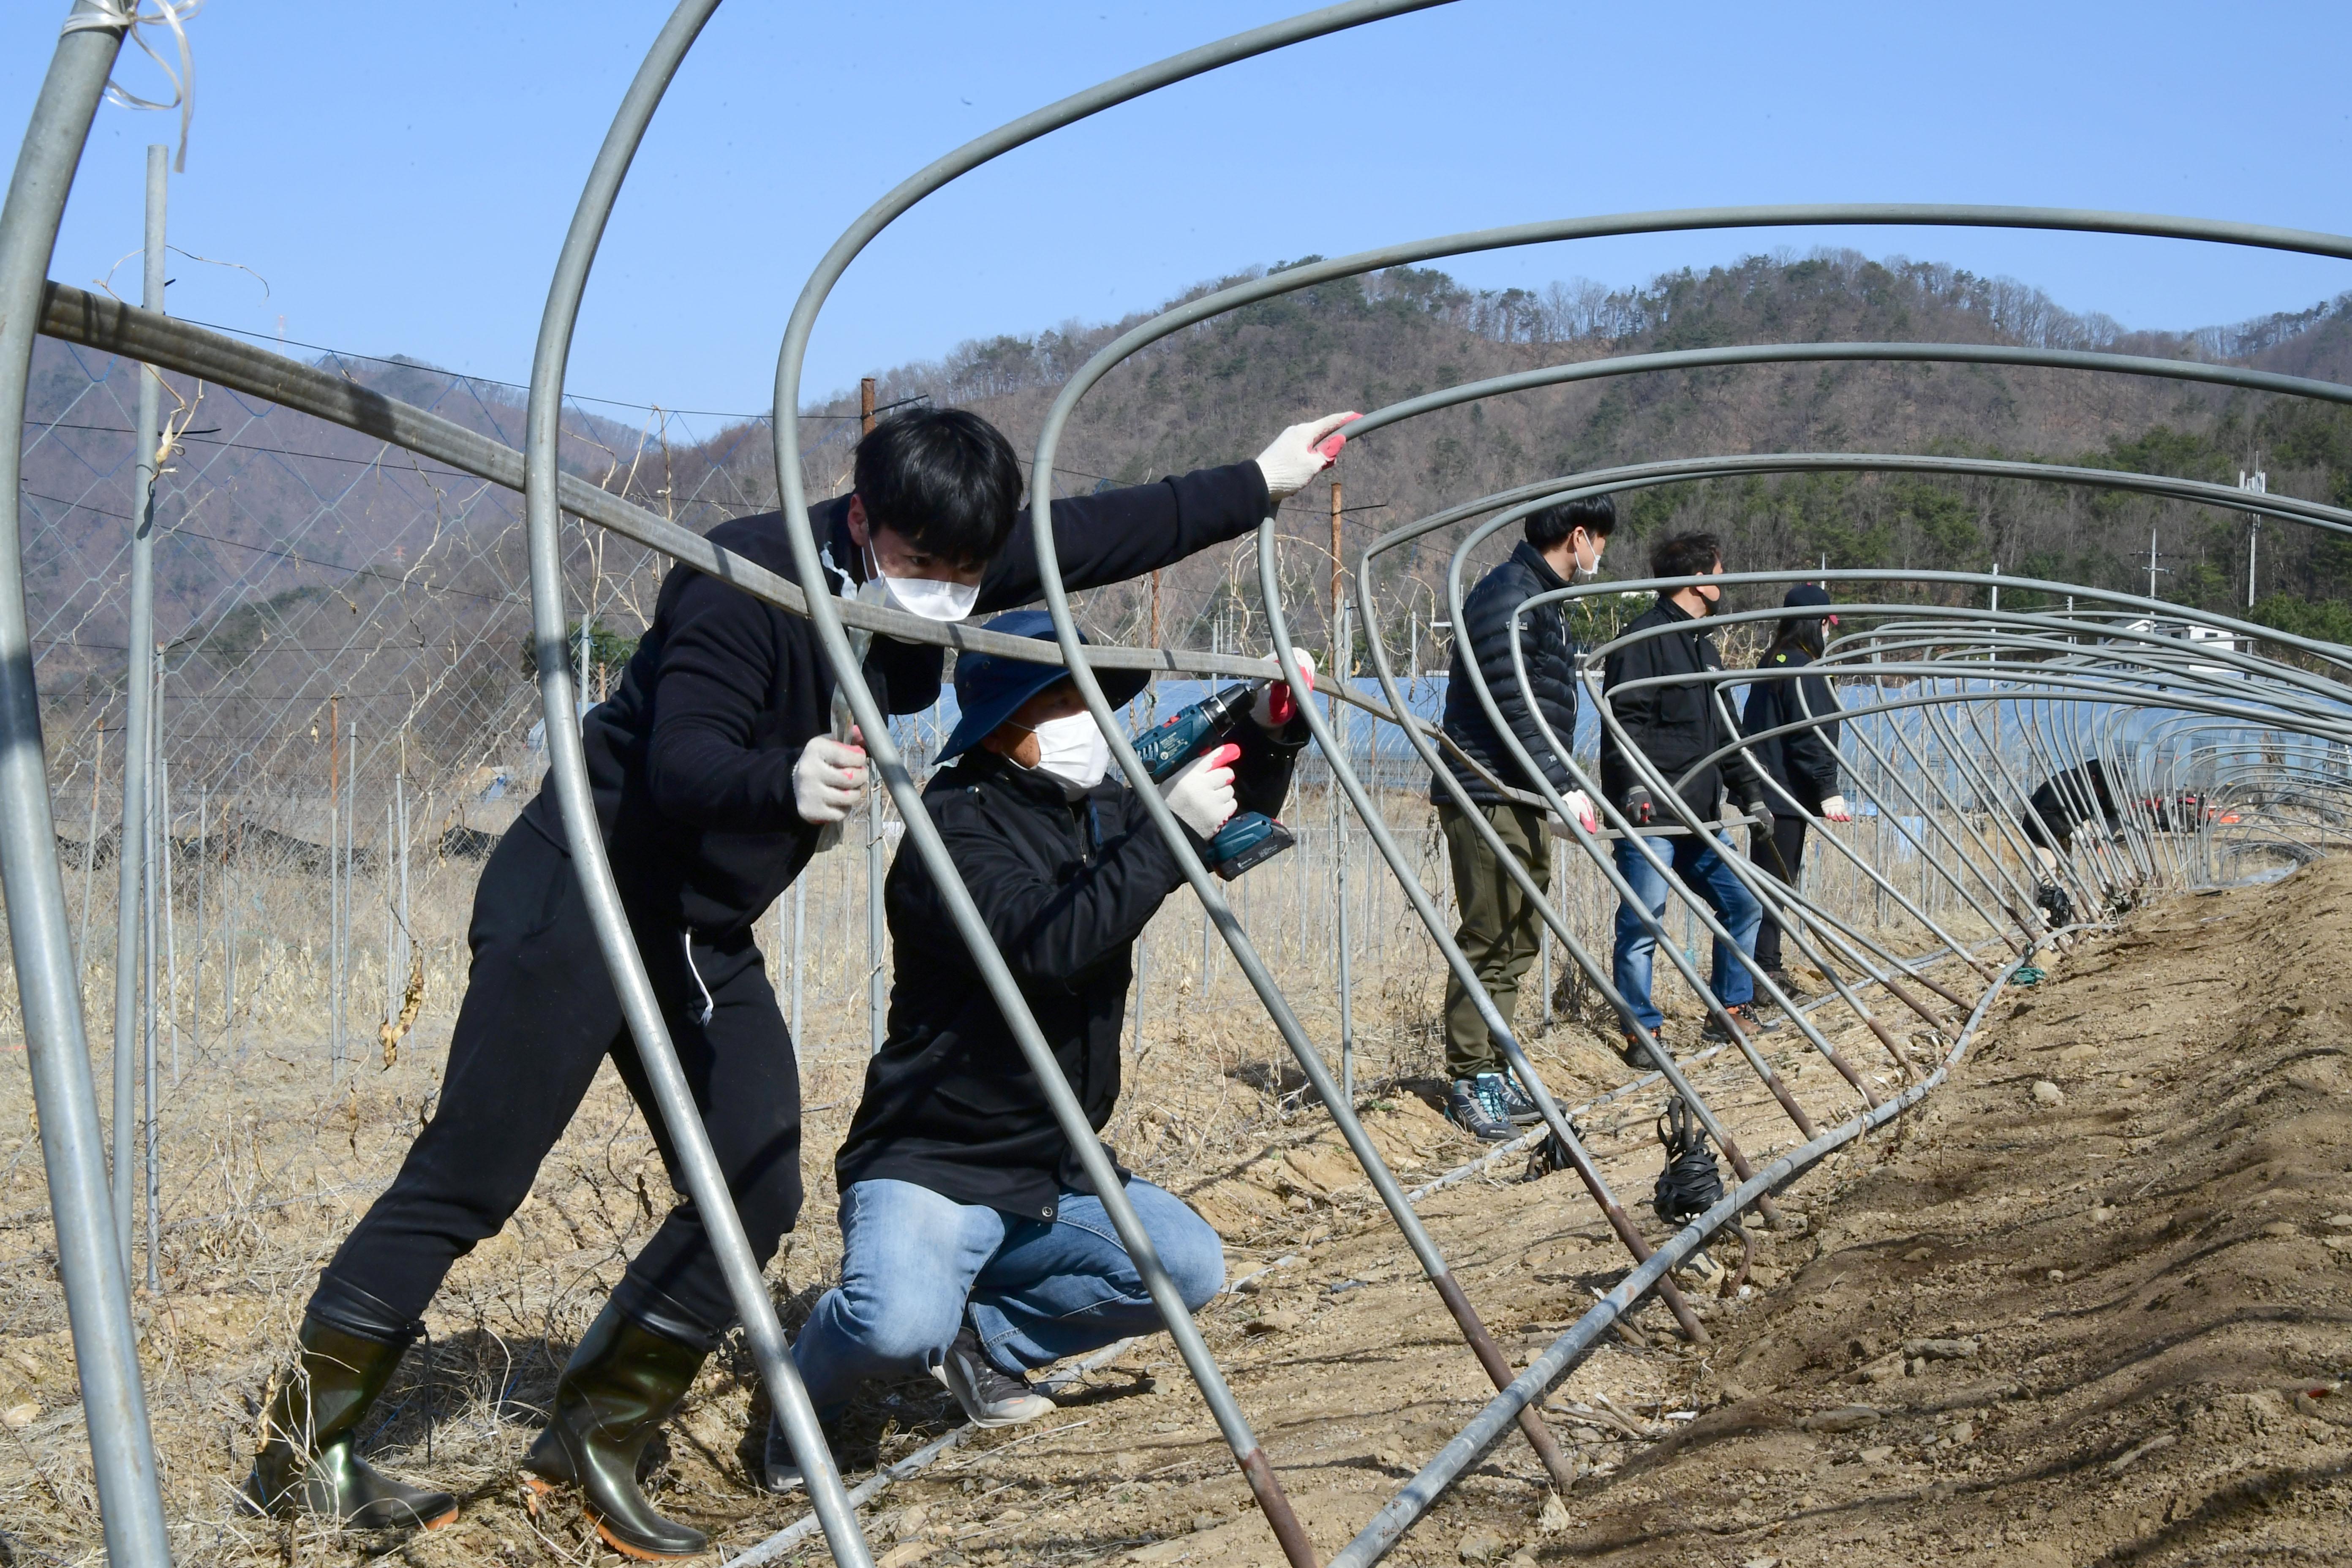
935, 1326, 1056, 1428
762, 1412, 844, 1494
1617, 1027, 1665, 1071
1445, 1078, 1515, 1142
1756, 966, 1811, 1001
1701, 1003, 1779, 1042
1480, 1071, 1545, 1127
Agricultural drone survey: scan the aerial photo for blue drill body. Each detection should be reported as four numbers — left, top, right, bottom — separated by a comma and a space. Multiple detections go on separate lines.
1131, 681, 1294, 879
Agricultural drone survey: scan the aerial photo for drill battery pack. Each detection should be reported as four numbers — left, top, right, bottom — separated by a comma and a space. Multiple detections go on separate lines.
1206, 811, 1293, 880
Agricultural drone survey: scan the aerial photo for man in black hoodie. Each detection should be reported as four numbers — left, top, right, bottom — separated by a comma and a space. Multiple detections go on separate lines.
770, 613, 1311, 1486
1600, 532, 1775, 1056
245, 407, 1353, 1555
1432, 495, 1612, 1140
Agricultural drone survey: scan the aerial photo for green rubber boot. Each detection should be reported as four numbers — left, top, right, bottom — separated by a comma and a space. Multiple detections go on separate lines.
242, 1318, 457, 1531
523, 1302, 710, 1560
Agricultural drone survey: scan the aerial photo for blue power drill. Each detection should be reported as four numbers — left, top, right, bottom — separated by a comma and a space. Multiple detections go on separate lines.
1129, 680, 1296, 879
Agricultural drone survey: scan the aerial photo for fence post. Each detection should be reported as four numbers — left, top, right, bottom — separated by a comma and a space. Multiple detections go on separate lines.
142, 669, 159, 1290
327, 695, 340, 1078
193, 779, 204, 1061
345, 719, 357, 1068
791, 873, 806, 1044
867, 792, 886, 1054
0, 14, 173, 1551
106, 144, 169, 1284
75, 724, 101, 971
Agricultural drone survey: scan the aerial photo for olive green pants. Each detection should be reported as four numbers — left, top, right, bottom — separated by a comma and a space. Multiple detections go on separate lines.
1438, 800, 1551, 1081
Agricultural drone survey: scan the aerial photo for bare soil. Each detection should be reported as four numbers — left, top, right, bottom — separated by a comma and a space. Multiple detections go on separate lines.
1, 856, 2343, 1568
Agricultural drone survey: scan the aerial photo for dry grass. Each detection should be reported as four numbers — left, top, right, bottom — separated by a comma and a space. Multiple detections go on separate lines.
0, 785, 2007, 1566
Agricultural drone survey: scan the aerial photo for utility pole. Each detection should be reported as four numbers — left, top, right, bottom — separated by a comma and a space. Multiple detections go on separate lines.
2146, 528, 2172, 602
860, 376, 876, 437
2240, 457, 2267, 609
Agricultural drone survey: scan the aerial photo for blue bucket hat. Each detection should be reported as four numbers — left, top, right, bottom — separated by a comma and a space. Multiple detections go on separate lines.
936, 610, 1149, 764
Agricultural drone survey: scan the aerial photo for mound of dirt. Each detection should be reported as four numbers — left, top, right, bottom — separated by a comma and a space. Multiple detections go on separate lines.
1521, 857, 2352, 1566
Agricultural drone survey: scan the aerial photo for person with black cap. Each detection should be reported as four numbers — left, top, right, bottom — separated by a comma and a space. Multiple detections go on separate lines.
1600, 532, 1777, 1059
765, 612, 1312, 1489
1737, 584, 1852, 990
244, 406, 1353, 1554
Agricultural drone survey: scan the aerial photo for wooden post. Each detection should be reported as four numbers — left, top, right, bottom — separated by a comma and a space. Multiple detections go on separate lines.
1330, 476, 1344, 672
860, 376, 877, 437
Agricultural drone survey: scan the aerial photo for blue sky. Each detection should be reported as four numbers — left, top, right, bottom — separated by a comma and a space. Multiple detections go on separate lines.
6, 1, 2349, 416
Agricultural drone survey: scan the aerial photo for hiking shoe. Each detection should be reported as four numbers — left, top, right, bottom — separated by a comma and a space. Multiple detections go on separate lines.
1701, 1003, 1779, 1042
1478, 1072, 1545, 1127
1617, 1028, 1665, 1071
935, 1326, 1055, 1428
761, 1412, 846, 1495
1756, 966, 1811, 1001
1446, 1078, 1515, 1142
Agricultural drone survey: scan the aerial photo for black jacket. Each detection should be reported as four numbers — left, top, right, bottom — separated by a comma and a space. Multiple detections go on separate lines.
1737, 647, 1843, 810
518, 463, 1270, 938
1433, 540, 1579, 806
2022, 760, 2119, 850
834, 715, 1307, 1219
1598, 596, 1769, 822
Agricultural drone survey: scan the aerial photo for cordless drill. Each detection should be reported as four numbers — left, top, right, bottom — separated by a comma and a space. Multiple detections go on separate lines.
1130, 680, 1296, 879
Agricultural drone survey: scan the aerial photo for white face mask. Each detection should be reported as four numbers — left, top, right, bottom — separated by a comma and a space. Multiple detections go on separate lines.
855, 541, 979, 624
1022, 712, 1110, 791
1570, 532, 1601, 585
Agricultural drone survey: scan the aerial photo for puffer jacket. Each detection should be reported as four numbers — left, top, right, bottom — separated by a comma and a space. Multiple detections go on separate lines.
1433, 540, 1579, 806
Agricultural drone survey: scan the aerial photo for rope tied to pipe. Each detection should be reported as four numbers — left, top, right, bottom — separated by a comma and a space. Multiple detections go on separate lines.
60, 0, 201, 172
1652, 1097, 1724, 1225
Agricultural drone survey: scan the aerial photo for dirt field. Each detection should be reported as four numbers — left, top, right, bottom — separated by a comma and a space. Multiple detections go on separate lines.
0, 852, 2342, 1567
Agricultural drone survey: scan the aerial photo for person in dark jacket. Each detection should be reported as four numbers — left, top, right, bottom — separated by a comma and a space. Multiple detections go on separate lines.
2021, 758, 2120, 852
246, 407, 1355, 1554
773, 613, 1310, 1485
1736, 585, 1853, 985
1431, 495, 1612, 1140
1601, 532, 1775, 1056
2020, 757, 2126, 923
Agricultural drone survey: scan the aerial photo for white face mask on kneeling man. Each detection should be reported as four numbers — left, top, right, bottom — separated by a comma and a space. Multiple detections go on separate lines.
1021, 712, 1111, 791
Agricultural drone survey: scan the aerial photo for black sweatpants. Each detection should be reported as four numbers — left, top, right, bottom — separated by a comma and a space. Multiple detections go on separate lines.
1750, 813, 1811, 972
315, 818, 803, 1347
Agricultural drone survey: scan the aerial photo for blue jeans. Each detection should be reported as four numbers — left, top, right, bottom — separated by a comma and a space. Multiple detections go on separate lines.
791, 1177, 1225, 1416
1610, 832, 1762, 1032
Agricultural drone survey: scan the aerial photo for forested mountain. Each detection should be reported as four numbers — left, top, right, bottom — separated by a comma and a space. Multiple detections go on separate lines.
768, 248, 2352, 664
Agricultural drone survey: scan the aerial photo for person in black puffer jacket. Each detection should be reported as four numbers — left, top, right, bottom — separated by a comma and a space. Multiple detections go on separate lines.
1432, 495, 1613, 1141
1737, 585, 1853, 986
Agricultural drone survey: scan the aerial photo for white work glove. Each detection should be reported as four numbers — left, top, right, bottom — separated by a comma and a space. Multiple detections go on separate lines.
1253, 411, 1361, 504
1158, 743, 1239, 838
1565, 789, 1598, 834
1818, 794, 1852, 822
1251, 649, 1317, 729
792, 733, 866, 825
